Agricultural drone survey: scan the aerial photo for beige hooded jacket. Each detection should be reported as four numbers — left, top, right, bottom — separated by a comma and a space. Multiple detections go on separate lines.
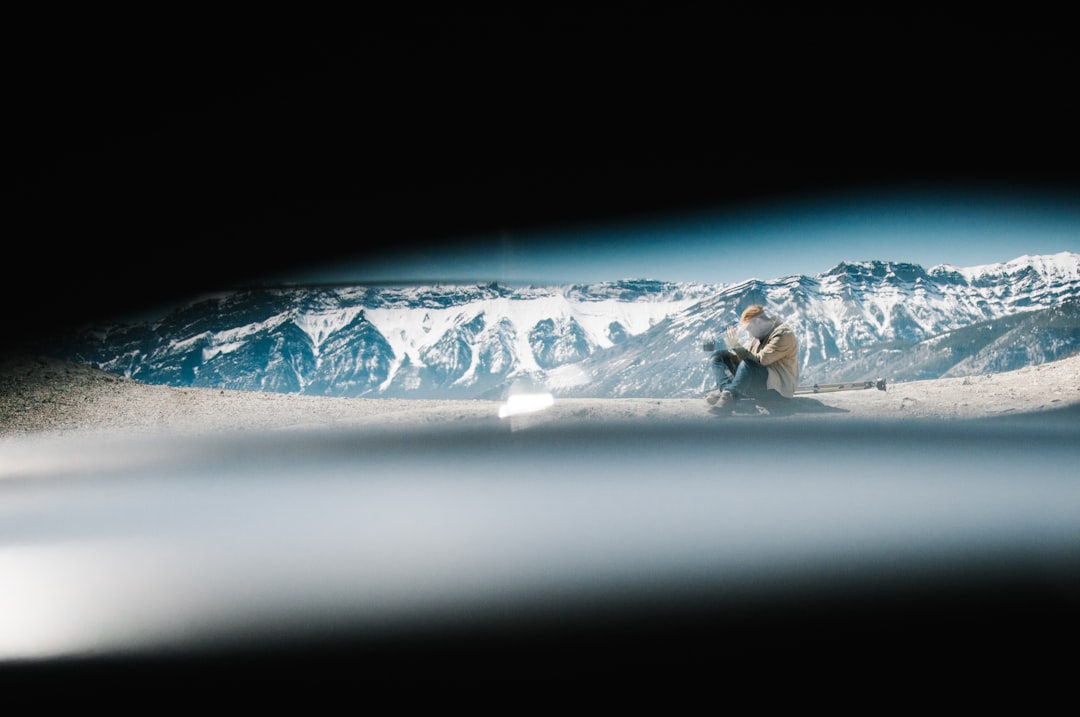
738, 320, 799, 399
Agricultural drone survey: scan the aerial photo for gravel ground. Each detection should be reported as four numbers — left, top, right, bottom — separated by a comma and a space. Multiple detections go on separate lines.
3, 352, 1080, 441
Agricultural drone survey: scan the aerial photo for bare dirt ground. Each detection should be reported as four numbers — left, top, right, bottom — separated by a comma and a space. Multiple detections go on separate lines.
3, 353, 1080, 442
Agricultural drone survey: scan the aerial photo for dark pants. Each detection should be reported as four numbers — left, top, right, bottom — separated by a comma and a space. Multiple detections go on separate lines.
710, 350, 773, 402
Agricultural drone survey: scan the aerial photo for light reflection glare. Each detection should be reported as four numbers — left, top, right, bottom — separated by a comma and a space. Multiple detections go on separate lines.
498, 392, 555, 418
2, 420, 1079, 662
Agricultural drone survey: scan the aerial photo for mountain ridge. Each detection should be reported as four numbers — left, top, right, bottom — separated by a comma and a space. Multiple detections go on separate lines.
36, 253, 1080, 399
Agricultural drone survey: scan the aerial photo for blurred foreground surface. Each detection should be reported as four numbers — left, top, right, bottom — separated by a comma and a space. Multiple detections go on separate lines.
3, 412, 1079, 702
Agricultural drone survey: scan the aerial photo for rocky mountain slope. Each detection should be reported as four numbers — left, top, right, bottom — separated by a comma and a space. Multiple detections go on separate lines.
31, 253, 1080, 400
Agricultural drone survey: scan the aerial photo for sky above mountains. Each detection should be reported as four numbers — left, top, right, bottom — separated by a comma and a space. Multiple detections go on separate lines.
278, 186, 1080, 287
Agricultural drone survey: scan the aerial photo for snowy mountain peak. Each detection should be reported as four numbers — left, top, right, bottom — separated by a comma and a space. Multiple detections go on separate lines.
955, 251, 1080, 282
819, 259, 931, 282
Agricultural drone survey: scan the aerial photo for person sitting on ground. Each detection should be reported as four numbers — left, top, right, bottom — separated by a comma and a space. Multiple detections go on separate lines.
704, 305, 799, 412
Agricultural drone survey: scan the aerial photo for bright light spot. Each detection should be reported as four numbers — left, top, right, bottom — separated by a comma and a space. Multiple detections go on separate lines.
499, 392, 555, 418
499, 377, 555, 418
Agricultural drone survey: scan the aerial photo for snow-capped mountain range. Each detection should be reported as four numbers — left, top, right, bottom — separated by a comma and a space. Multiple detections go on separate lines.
46, 253, 1080, 399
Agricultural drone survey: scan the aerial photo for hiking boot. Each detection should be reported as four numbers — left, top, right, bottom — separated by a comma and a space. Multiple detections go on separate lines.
707, 389, 735, 409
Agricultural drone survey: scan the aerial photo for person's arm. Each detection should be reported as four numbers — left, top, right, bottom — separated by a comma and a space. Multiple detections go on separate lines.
746, 330, 796, 366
